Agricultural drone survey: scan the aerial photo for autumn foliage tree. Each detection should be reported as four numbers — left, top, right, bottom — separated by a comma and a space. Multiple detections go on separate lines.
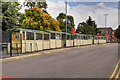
23, 6, 61, 32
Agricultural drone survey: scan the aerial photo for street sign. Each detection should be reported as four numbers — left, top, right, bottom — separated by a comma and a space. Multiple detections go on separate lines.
107, 34, 109, 37
72, 28, 75, 34
97, 33, 100, 37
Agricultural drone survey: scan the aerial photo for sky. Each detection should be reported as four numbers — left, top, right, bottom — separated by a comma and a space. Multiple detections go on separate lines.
18, 0, 119, 30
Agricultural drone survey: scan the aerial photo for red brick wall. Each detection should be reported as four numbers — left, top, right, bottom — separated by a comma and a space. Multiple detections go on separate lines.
98, 27, 118, 42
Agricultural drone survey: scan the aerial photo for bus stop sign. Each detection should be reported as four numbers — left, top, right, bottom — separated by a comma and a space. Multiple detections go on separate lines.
97, 33, 100, 37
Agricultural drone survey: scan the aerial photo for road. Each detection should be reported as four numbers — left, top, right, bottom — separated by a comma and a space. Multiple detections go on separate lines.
2, 43, 119, 78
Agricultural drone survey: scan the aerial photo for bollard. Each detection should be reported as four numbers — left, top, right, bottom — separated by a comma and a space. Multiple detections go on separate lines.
6, 43, 8, 54
30, 43, 32, 54
10, 32, 12, 57
10, 43, 12, 57
16, 43, 19, 56
36, 43, 38, 51
25, 43, 26, 53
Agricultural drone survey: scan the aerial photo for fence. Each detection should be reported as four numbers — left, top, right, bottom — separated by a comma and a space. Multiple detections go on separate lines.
2, 38, 106, 58
2, 43, 38, 58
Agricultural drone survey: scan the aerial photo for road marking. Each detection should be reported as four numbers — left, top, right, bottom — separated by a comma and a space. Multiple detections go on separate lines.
114, 69, 120, 80
109, 59, 120, 80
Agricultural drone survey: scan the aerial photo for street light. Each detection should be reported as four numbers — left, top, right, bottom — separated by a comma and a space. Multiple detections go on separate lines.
65, 0, 67, 34
104, 14, 108, 35
65, 0, 67, 47
104, 14, 108, 42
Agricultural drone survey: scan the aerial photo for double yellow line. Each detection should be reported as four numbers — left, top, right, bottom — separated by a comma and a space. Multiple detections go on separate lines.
109, 59, 120, 80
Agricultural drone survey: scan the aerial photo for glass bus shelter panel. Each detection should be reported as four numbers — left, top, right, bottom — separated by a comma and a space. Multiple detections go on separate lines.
56, 33, 62, 40
62, 34, 66, 40
36, 33, 42, 40
51, 33, 56, 39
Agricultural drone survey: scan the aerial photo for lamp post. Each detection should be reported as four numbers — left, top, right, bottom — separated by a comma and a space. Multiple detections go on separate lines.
65, 0, 67, 47
104, 14, 108, 29
104, 14, 108, 42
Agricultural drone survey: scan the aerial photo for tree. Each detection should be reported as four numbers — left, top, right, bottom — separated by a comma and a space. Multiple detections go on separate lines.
23, 0, 47, 13
76, 22, 90, 34
86, 16, 98, 35
2, 2, 22, 31
115, 25, 120, 40
56, 13, 75, 33
18, 13, 26, 27
23, 6, 61, 32
76, 16, 98, 35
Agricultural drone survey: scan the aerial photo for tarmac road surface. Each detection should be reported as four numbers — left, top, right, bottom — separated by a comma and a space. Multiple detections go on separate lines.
2, 43, 119, 78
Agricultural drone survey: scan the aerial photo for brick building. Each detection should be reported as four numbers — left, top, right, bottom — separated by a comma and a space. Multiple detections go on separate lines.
98, 27, 118, 42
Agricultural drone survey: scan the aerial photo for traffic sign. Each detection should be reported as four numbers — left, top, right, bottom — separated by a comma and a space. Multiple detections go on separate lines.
97, 33, 100, 37
72, 28, 75, 34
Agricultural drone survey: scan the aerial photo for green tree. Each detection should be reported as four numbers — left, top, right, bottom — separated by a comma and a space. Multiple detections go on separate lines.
86, 16, 98, 35
2, 2, 22, 31
18, 13, 26, 27
76, 16, 98, 35
23, 0, 47, 13
56, 13, 75, 33
76, 22, 90, 34
115, 25, 120, 40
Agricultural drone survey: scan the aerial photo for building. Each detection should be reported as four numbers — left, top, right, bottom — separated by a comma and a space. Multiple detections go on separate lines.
98, 27, 118, 42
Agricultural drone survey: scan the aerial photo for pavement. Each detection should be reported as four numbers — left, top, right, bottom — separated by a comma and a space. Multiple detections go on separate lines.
1, 43, 119, 78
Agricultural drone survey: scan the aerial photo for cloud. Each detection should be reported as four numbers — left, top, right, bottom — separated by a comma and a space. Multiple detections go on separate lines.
47, 1, 118, 30
68, 2, 118, 30
46, 1, 71, 19
18, 1, 118, 30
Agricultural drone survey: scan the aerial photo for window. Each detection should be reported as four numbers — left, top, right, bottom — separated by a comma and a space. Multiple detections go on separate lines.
23, 32, 25, 40
78, 35, 80, 39
74, 35, 77, 39
44, 34, 49, 40
71, 35, 74, 40
51, 33, 55, 39
106, 31, 109, 34
95, 37, 97, 40
112, 32, 114, 34
83, 36, 86, 40
88, 36, 91, 39
86, 36, 88, 40
56, 33, 62, 40
62, 34, 66, 40
26, 32, 34, 40
67, 35, 70, 40
36, 33, 42, 40
81, 36, 84, 40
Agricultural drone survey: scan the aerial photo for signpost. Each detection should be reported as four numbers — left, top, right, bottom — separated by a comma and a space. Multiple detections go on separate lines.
107, 34, 109, 43
20, 31, 22, 54
72, 28, 75, 34
72, 28, 75, 47
97, 33, 100, 44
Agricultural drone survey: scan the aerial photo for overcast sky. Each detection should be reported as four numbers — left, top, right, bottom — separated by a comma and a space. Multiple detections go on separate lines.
18, 0, 119, 30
